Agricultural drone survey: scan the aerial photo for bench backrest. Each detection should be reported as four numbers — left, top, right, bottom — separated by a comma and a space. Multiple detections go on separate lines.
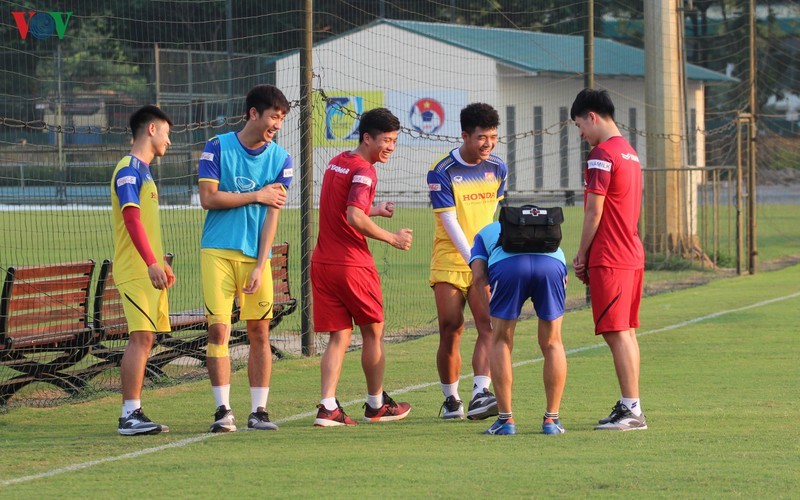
0, 261, 95, 350
270, 242, 292, 308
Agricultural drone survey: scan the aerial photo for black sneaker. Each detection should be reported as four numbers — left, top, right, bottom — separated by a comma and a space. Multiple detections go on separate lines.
594, 403, 648, 431
467, 388, 499, 420
248, 407, 278, 430
118, 408, 166, 436
439, 395, 464, 420
209, 405, 237, 433
598, 400, 625, 424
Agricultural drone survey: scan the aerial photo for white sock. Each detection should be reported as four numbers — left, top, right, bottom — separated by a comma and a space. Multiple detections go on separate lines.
212, 385, 231, 410
320, 397, 338, 411
122, 400, 141, 418
621, 397, 642, 416
250, 387, 269, 412
473, 375, 491, 399
441, 381, 460, 401
366, 393, 383, 409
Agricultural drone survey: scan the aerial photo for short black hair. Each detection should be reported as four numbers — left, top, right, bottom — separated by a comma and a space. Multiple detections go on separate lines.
129, 105, 172, 139
570, 88, 615, 121
358, 107, 400, 143
460, 103, 500, 134
244, 84, 290, 119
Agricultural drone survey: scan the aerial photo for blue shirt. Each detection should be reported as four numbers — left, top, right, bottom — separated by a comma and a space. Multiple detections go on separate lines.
469, 221, 566, 268
198, 132, 293, 259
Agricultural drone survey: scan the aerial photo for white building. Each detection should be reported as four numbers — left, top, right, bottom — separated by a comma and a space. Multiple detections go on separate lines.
272, 19, 733, 205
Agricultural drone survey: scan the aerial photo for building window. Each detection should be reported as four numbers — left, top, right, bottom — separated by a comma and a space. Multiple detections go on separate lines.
560, 106, 569, 188
534, 106, 543, 189
506, 106, 517, 191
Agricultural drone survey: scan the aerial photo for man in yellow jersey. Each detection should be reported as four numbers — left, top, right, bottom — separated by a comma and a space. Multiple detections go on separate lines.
426, 103, 507, 420
111, 105, 174, 436
198, 85, 292, 432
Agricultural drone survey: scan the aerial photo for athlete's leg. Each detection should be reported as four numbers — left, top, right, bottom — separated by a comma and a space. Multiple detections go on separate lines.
207, 322, 232, 387
434, 282, 466, 384
489, 317, 516, 415
120, 330, 156, 401
538, 316, 566, 414
247, 319, 272, 388
359, 322, 386, 396
602, 328, 640, 398
467, 282, 493, 378
320, 328, 353, 399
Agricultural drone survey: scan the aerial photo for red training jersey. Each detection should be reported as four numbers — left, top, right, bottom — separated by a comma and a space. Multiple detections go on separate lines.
584, 135, 645, 270
312, 151, 378, 267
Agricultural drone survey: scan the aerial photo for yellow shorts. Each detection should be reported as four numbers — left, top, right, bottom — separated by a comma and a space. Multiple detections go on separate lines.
201, 249, 274, 325
117, 278, 170, 333
429, 269, 472, 297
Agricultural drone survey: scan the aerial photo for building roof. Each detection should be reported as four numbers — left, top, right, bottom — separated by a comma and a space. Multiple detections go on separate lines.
382, 19, 734, 82
271, 18, 735, 83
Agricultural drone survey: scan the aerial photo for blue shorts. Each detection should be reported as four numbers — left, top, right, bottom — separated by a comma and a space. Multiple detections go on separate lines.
487, 255, 567, 321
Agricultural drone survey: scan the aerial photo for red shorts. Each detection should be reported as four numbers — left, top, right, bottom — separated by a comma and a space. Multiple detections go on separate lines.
311, 261, 384, 332
588, 267, 643, 335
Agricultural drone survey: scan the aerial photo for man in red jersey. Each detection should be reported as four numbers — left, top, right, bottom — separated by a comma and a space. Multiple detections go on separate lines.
311, 108, 413, 426
571, 89, 647, 431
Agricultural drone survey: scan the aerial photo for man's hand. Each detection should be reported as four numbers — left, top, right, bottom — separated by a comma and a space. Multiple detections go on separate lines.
148, 263, 169, 290
373, 201, 395, 218
391, 228, 413, 250
164, 263, 176, 288
242, 267, 264, 294
572, 254, 589, 285
254, 183, 287, 209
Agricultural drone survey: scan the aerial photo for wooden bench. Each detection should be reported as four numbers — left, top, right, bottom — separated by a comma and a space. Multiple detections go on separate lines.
0, 261, 96, 403
84, 242, 297, 379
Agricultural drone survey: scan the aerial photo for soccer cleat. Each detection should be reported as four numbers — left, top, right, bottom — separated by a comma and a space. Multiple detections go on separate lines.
484, 417, 516, 435
598, 400, 625, 424
247, 407, 278, 430
594, 404, 648, 431
363, 391, 411, 422
313, 400, 357, 427
118, 408, 165, 436
467, 388, 499, 420
439, 395, 465, 420
209, 405, 237, 433
542, 417, 566, 435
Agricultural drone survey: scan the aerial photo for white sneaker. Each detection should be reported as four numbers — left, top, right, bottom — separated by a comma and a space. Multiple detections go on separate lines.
594, 404, 648, 431
209, 405, 237, 433
439, 396, 464, 420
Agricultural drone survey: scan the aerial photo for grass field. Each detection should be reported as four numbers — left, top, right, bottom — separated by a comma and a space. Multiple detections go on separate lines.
1, 261, 798, 497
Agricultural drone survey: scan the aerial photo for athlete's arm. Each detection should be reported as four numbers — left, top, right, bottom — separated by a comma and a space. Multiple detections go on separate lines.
198, 182, 286, 210
243, 207, 281, 294
347, 205, 412, 250
369, 201, 394, 218
438, 210, 471, 264
573, 192, 605, 284
121, 206, 169, 290
469, 257, 490, 313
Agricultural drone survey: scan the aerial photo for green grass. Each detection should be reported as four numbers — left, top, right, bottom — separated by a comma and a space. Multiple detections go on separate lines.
1, 263, 799, 496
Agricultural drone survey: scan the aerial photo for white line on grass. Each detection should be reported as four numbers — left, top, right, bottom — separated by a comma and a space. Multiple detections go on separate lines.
3, 290, 798, 488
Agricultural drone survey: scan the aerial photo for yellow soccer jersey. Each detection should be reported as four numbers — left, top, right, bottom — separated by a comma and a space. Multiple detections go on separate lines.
427, 149, 507, 271
110, 155, 164, 285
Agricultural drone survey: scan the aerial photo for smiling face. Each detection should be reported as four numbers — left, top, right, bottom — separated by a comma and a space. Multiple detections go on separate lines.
150, 119, 171, 158
361, 130, 398, 164
250, 106, 286, 144
460, 126, 498, 164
